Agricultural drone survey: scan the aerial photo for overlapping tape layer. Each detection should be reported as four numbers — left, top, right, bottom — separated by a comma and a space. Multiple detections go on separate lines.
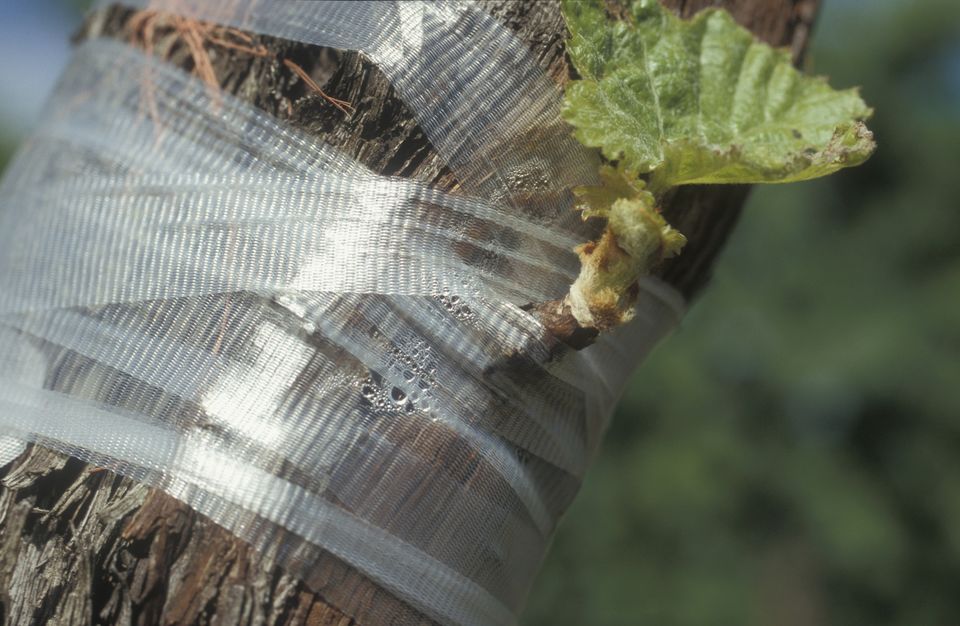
0, 2, 684, 624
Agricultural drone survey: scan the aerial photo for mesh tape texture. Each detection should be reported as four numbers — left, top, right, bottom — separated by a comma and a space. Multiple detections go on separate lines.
0, 2, 685, 624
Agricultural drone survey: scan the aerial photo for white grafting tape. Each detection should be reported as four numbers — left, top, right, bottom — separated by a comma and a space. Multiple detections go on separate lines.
0, 2, 686, 624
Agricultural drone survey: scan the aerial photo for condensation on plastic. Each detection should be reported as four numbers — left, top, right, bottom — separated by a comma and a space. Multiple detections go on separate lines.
0, 2, 686, 625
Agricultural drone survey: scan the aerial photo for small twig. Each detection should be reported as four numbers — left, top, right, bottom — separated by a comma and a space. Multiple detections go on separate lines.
221, 27, 257, 46
174, 15, 219, 92
129, 10, 166, 143
283, 58, 354, 114
206, 35, 270, 58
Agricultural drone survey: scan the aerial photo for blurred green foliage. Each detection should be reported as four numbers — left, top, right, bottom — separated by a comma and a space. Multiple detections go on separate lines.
0, 138, 12, 174
524, 0, 960, 624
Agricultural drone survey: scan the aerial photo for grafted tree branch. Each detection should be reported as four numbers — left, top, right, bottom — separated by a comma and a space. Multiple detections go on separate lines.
0, 2, 818, 624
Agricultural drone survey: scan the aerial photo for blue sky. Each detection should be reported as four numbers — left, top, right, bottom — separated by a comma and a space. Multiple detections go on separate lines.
0, 1, 83, 137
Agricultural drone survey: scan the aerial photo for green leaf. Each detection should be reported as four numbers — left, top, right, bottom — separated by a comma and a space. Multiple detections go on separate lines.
561, 0, 876, 189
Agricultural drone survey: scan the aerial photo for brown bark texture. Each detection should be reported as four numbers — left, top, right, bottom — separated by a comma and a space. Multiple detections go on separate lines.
0, 1, 818, 624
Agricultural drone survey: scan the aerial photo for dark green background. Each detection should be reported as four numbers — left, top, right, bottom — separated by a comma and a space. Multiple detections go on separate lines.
524, 1, 960, 624
2, 1, 957, 624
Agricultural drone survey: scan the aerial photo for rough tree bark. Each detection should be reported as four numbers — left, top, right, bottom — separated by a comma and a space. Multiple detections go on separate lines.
0, 1, 819, 624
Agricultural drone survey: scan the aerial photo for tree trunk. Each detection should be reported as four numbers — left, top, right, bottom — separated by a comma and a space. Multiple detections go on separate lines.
0, 1, 819, 624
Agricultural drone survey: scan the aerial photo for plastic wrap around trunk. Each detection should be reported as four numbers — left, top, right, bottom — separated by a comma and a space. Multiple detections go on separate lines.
0, 2, 685, 624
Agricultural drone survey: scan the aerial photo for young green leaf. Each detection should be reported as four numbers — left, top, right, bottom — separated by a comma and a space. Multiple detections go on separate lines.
561, 0, 876, 190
